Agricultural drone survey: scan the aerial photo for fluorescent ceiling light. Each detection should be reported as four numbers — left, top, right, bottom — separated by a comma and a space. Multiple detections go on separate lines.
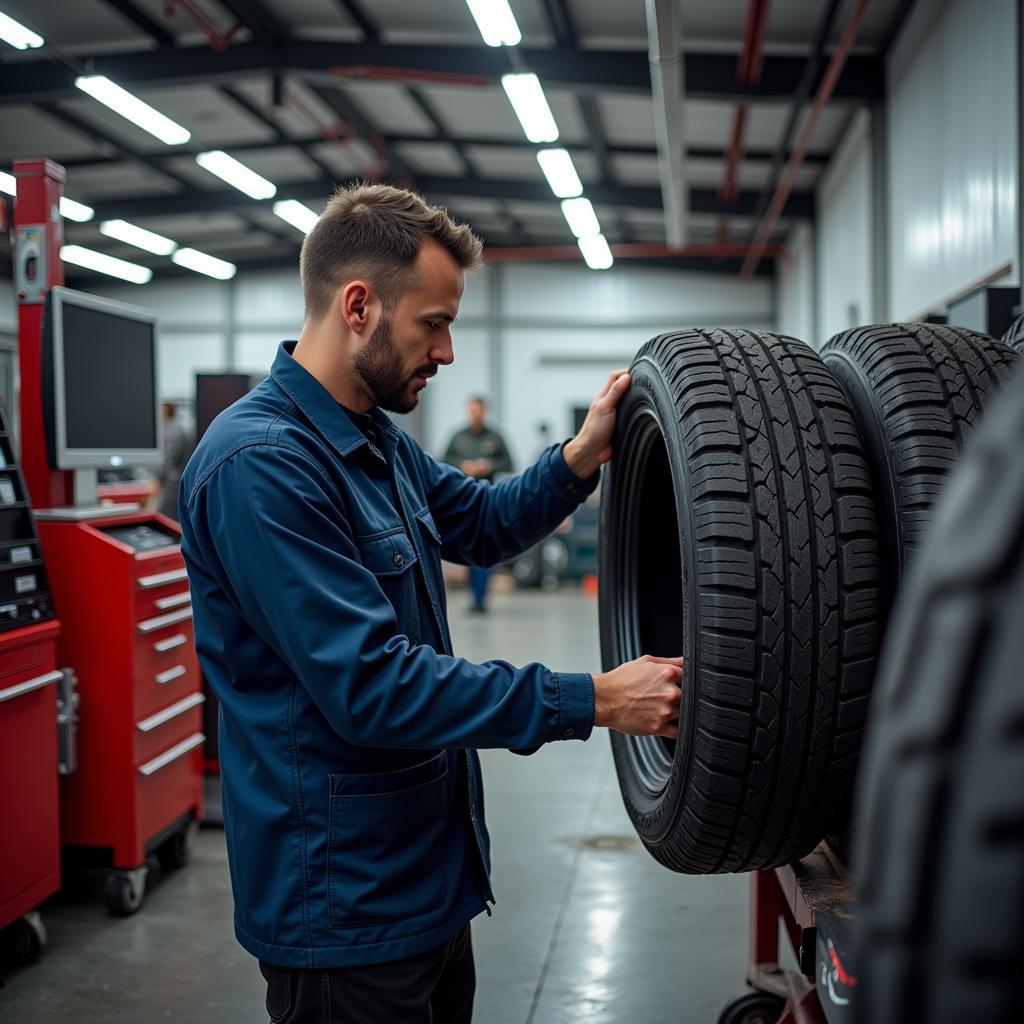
196, 150, 276, 200
0, 11, 44, 49
100, 219, 177, 256
578, 234, 614, 271
172, 247, 236, 280
60, 196, 94, 223
75, 75, 191, 146
536, 149, 582, 199
0, 170, 15, 196
61, 245, 152, 284
561, 197, 601, 239
466, 0, 521, 46
273, 199, 319, 235
501, 73, 559, 144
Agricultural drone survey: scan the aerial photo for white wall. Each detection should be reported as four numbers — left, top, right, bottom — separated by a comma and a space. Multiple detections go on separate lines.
816, 109, 874, 341
776, 222, 816, 344
887, 0, 1018, 319
75, 260, 772, 465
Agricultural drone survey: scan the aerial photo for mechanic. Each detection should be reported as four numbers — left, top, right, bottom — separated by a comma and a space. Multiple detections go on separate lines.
179, 183, 682, 1024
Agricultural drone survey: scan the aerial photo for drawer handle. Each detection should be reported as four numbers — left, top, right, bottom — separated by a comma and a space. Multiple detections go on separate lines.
138, 732, 205, 776
139, 607, 193, 633
138, 568, 189, 589
155, 665, 187, 685
137, 693, 205, 733
154, 591, 191, 611
0, 669, 63, 705
153, 633, 187, 654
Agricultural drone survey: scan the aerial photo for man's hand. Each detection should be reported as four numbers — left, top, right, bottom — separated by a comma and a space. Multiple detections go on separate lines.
592, 655, 683, 738
461, 458, 492, 478
563, 369, 631, 479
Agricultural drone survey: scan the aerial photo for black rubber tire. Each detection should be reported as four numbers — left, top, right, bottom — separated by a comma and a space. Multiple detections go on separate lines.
821, 324, 1019, 618
157, 821, 196, 870
717, 989, 786, 1024
1002, 313, 1024, 352
104, 870, 146, 917
852, 365, 1024, 1024
600, 329, 881, 873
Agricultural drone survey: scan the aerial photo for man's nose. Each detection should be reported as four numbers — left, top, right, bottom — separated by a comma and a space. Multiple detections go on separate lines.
430, 336, 455, 366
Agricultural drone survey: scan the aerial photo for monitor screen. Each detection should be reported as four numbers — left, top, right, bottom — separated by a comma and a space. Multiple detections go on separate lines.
43, 287, 162, 470
61, 302, 157, 451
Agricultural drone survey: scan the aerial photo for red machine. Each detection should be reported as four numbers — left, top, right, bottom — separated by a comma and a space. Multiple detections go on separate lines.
13, 159, 203, 918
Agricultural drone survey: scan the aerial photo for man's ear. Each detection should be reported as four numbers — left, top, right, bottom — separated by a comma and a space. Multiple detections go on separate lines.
340, 280, 371, 333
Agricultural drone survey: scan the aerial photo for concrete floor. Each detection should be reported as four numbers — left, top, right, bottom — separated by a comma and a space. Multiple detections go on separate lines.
0, 586, 748, 1023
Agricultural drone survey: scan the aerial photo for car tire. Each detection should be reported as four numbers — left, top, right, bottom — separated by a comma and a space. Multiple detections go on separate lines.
852, 365, 1024, 1024
600, 328, 882, 873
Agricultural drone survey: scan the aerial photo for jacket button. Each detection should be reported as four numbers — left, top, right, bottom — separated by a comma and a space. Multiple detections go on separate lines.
393, 553, 404, 567
563, 727, 575, 739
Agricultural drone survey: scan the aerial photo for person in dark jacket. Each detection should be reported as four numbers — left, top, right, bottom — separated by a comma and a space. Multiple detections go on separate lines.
442, 396, 513, 612
179, 183, 682, 1024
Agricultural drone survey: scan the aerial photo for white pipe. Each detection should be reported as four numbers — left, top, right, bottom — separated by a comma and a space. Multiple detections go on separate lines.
645, 0, 687, 249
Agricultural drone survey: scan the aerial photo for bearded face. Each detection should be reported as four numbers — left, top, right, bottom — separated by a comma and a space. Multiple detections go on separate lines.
352, 313, 438, 414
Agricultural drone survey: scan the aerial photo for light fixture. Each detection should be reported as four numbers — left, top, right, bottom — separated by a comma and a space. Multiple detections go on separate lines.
536, 149, 582, 199
501, 73, 559, 144
577, 234, 613, 271
560, 196, 601, 239
75, 75, 191, 146
0, 11, 44, 49
195, 151, 276, 200
465, 0, 521, 46
60, 245, 152, 284
100, 219, 177, 256
60, 197, 94, 223
273, 199, 319, 235
172, 247, 236, 280
1, 172, 93, 221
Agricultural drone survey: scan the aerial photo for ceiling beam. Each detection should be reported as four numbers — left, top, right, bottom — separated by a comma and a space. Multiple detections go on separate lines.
87, 175, 813, 221
0, 41, 883, 106
214, 0, 288, 46
333, 0, 380, 41
53, 138, 832, 170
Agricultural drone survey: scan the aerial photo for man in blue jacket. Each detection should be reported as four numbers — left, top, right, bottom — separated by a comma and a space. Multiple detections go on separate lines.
180, 183, 682, 1023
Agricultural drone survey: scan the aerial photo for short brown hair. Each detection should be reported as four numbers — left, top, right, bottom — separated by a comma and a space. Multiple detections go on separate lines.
300, 182, 484, 321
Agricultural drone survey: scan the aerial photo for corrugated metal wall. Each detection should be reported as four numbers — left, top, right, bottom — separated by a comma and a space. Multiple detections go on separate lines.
817, 109, 874, 342
887, 0, 1018, 319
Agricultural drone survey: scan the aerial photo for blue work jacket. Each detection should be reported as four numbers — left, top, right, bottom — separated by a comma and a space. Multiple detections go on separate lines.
179, 341, 598, 968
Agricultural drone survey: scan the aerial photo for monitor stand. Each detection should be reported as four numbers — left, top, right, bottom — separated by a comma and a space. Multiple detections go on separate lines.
34, 468, 141, 521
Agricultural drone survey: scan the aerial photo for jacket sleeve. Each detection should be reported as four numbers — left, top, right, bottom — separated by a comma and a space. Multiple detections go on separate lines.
408, 439, 598, 568
184, 441, 594, 751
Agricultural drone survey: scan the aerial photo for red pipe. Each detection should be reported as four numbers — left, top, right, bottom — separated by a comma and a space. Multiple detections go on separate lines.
740, 0, 871, 277
165, 0, 242, 52
717, 0, 770, 242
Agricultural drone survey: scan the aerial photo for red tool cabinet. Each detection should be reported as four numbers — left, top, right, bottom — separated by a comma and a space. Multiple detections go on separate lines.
37, 510, 203, 915
0, 621, 61, 954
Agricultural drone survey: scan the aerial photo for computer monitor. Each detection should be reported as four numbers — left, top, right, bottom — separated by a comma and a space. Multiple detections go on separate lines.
42, 286, 162, 471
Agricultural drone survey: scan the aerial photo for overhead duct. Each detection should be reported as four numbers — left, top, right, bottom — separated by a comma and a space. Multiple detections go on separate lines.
644, 0, 687, 248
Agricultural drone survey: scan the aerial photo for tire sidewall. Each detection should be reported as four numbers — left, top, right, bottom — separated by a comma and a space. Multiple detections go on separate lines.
600, 353, 698, 846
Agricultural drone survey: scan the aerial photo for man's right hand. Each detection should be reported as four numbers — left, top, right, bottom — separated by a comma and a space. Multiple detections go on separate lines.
592, 655, 683, 738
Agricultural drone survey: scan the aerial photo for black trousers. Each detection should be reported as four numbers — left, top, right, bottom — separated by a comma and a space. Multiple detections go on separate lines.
259, 924, 475, 1024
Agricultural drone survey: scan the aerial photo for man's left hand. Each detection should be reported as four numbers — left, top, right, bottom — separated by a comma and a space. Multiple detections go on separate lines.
563, 369, 631, 480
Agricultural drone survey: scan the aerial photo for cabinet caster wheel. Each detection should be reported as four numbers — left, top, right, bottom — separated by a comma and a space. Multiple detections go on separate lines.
717, 988, 787, 1024
105, 867, 147, 917
157, 821, 197, 871
1, 912, 47, 965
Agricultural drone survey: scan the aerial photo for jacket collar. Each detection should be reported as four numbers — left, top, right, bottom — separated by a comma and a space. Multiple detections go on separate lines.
269, 341, 398, 462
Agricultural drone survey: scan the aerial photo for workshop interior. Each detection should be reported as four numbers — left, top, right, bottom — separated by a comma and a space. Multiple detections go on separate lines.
0, 1, 1023, 1022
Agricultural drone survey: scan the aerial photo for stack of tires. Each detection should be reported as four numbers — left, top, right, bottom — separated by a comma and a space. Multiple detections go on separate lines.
599, 324, 1021, 1015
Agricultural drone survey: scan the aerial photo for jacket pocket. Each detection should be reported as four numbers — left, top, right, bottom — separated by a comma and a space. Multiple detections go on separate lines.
327, 752, 449, 929
357, 529, 420, 643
